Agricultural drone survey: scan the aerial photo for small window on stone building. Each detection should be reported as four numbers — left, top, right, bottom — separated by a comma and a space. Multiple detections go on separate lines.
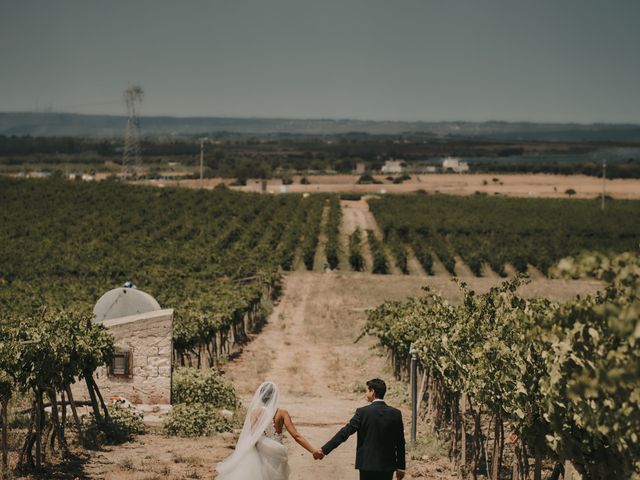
109, 349, 132, 377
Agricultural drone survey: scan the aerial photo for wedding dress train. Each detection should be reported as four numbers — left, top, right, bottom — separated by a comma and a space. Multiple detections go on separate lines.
216, 382, 290, 480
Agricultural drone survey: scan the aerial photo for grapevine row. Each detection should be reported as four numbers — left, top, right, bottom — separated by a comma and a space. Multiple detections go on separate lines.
348, 228, 365, 271
324, 196, 342, 270
369, 194, 640, 277
300, 196, 326, 270
0, 178, 324, 369
366, 229, 390, 274
365, 252, 640, 479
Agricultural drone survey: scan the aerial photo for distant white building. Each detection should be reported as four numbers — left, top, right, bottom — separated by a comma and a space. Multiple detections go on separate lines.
68, 173, 96, 182
355, 162, 366, 174
442, 157, 469, 173
27, 171, 52, 179
246, 178, 284, 193
381, 160, 404, 174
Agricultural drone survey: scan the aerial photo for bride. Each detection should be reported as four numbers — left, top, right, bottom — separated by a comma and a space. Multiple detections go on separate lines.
216, 381, 322, 479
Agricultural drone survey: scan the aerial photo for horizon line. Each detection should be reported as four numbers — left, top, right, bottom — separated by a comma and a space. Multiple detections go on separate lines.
2, 110, 640, 127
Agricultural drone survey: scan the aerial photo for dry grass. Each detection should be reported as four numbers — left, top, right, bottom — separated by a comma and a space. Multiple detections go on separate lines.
146, 173, 640, 200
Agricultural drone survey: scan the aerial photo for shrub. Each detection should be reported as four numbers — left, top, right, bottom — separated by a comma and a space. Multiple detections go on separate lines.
83, 403, 145, 445
357, 174, 382, 184
172, 367, 238, 409
339, 193, 362, 201
357, 173, 375, 184
163, 403, 233, 437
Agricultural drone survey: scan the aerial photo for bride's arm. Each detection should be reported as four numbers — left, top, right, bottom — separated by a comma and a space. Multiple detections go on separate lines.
251, 407, 265, 431
281, 410, 321, 455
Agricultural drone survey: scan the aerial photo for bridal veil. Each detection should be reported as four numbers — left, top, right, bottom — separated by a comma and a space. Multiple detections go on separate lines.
216, 381, 289, 480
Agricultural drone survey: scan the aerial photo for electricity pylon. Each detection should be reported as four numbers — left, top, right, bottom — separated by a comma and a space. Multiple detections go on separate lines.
122, 85, 144, 179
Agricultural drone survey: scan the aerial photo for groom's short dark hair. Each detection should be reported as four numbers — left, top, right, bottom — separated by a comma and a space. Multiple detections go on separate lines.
366, 378, 386, 399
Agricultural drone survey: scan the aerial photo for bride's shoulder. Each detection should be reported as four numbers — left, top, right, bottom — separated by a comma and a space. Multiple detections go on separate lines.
274, 408, 290, 420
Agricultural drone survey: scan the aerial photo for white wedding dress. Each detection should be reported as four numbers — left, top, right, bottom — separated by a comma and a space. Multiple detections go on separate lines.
216, 382, 290, 480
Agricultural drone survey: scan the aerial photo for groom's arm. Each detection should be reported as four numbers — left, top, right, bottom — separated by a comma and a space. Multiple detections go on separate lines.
395, 410, 406, 470
321, 408, 362, 455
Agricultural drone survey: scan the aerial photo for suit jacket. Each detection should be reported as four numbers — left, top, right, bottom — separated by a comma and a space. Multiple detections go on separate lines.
322, 401, 406, 472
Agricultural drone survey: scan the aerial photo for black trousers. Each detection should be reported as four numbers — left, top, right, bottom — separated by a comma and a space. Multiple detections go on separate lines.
359, 471, 394, 480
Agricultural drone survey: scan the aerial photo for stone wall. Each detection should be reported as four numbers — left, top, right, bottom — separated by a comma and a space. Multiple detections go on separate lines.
71, 309, 173, 405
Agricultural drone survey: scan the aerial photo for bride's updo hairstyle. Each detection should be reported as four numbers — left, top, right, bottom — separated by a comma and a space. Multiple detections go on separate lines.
260, 382, 275, 404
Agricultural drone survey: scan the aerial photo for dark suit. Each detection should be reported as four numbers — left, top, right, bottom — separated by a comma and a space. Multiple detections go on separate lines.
322, 401, 406, 480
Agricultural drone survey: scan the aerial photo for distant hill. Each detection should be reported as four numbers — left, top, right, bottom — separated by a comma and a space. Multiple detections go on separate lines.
1, 112, 640, 142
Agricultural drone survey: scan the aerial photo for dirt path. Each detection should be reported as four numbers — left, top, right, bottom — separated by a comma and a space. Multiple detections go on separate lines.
340, 199, 377, 272
341, 199, 407, 274
223, 271, 603, 480
225, 272, 387, 480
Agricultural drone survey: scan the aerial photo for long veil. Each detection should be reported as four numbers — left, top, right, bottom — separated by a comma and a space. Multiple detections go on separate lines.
217, 381, 280, 475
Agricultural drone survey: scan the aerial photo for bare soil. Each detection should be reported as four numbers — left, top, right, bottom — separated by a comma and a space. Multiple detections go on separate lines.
145, 174, 640, 200
340, 199, 380, 273
221, 271, 601, 480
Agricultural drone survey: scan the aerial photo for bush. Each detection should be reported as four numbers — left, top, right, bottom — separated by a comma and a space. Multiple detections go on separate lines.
163, 403, 233, 437
83, 403, 145, 445
340, 193, 362, 201
356, 173, 382, 184
172, 367, 238, 409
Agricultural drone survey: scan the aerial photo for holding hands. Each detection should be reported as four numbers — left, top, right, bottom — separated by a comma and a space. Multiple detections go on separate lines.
312, 449, 325, 460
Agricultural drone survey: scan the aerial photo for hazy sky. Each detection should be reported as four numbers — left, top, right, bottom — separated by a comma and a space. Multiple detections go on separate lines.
1, 0, 639, 123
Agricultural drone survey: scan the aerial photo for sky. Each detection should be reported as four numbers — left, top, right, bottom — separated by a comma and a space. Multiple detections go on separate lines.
1, 0, 639, 123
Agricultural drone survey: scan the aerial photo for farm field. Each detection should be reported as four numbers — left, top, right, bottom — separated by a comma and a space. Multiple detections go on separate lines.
369, 193, 640, 276
6, 270, 602, 480
142, 173, 640, 199
0, 176, 328, 370
0, 177, 636, 479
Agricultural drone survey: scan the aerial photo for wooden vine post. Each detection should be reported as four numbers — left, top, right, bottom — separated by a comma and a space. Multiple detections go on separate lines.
64, 384, 84, 444
1, 398, 8, 479
460, 394, 467, 478
490, 408, 504, 480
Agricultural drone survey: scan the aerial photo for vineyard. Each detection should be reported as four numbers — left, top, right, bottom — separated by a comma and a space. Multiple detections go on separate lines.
365, 252, 640, 479
0, 177, 331, 474
2, 178, 639, 478
369, 194, 640, 277
0, 177, 332, 365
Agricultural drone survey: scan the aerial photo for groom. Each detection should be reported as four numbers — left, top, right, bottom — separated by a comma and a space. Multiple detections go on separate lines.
315, 378, 406, 480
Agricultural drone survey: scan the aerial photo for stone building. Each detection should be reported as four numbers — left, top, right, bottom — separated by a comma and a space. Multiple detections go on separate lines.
71, 287, 173, 405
